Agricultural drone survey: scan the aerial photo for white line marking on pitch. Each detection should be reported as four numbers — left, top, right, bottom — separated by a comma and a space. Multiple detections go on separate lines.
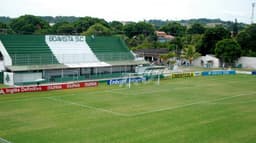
2, 89, 255, 117
129, 101, 206, 117
44, 97, 129, 117
0, 137, 12, 143
43, 92, 256, 117
208, 92, 256, 103
206, 93, 256, 105
0, 92, 65, 104
128, 92, 256, 117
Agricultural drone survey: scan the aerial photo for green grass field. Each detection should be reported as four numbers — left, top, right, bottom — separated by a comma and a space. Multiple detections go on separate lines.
0, 75, 256, 143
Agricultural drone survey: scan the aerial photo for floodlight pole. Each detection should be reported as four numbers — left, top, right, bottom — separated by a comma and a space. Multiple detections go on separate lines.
252, 2, 255, 24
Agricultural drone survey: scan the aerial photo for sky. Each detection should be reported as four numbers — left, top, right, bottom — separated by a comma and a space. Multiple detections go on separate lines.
0, 0, 254, 23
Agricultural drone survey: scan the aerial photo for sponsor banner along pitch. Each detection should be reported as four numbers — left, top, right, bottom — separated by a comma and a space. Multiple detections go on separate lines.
0, 81, 98, 95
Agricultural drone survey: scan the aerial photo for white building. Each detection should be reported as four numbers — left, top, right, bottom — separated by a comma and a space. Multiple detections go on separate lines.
237, 57, 256, 69
193, 55, 220, 68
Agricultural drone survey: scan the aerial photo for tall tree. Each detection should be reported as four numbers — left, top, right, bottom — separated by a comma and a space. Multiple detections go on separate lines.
215, 39, 242, 67
10, 15, 50, 34
198, 26, 230, 55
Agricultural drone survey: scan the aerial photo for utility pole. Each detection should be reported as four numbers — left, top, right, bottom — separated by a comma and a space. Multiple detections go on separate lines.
252, 2, 255, 24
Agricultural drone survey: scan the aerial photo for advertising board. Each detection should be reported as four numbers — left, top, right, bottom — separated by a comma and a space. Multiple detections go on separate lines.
0, 81, 98, 95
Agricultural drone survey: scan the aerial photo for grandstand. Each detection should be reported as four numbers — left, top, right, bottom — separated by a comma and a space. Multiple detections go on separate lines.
0, 35, 59, 65
86, 36, 134, 61
0, 35, 147, 86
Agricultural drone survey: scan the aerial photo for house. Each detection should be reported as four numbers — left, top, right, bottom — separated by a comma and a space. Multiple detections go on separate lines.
134, 48, 169, 64
155, 31, 175, 43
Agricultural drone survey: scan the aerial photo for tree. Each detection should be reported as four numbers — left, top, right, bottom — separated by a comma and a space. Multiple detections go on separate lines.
171, 37, 184, 57
123, 22, 155, 48
51, 22, 74, 34
236, 24, 256, 56
198, 26, 230, 55
109, 21, 124, 34
184, 34, 203, 46
215, 39, 242, 67
124, 22, 155, 38
10, 15, 50, 34
187, 23, 205, 34
160, 22, 186, 37
82, 23, 111, 36
0, 22, 13, 34
181, 45, 201, 65
74, 16, 109, 34
123, 22, 136, 38
0, 22, 7, 27
160, 51, 176, 65
135, 22, 155, 36
160, 51, 176, 66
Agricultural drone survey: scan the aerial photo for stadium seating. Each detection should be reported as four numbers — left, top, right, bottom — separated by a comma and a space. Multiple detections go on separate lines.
0, 35, 59, 65
86, 36, 134, 61
0, 35, 135, 66
45, 35, 100, 64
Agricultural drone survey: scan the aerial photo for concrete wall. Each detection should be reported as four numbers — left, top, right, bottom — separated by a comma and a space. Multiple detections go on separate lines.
0, 61, 5, 71
237, 57, 256, 69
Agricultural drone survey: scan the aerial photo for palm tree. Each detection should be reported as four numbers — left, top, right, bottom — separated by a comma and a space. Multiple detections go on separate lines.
160, 51, 176, 66
181, 45, 201, 65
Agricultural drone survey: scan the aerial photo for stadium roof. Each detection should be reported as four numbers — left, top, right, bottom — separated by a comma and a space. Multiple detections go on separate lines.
6, 60, 148, 71
6, 64, 68, 71
107, 60, 149, 66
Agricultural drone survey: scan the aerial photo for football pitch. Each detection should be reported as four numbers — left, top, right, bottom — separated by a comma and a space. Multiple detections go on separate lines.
0, 74, 256, 143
